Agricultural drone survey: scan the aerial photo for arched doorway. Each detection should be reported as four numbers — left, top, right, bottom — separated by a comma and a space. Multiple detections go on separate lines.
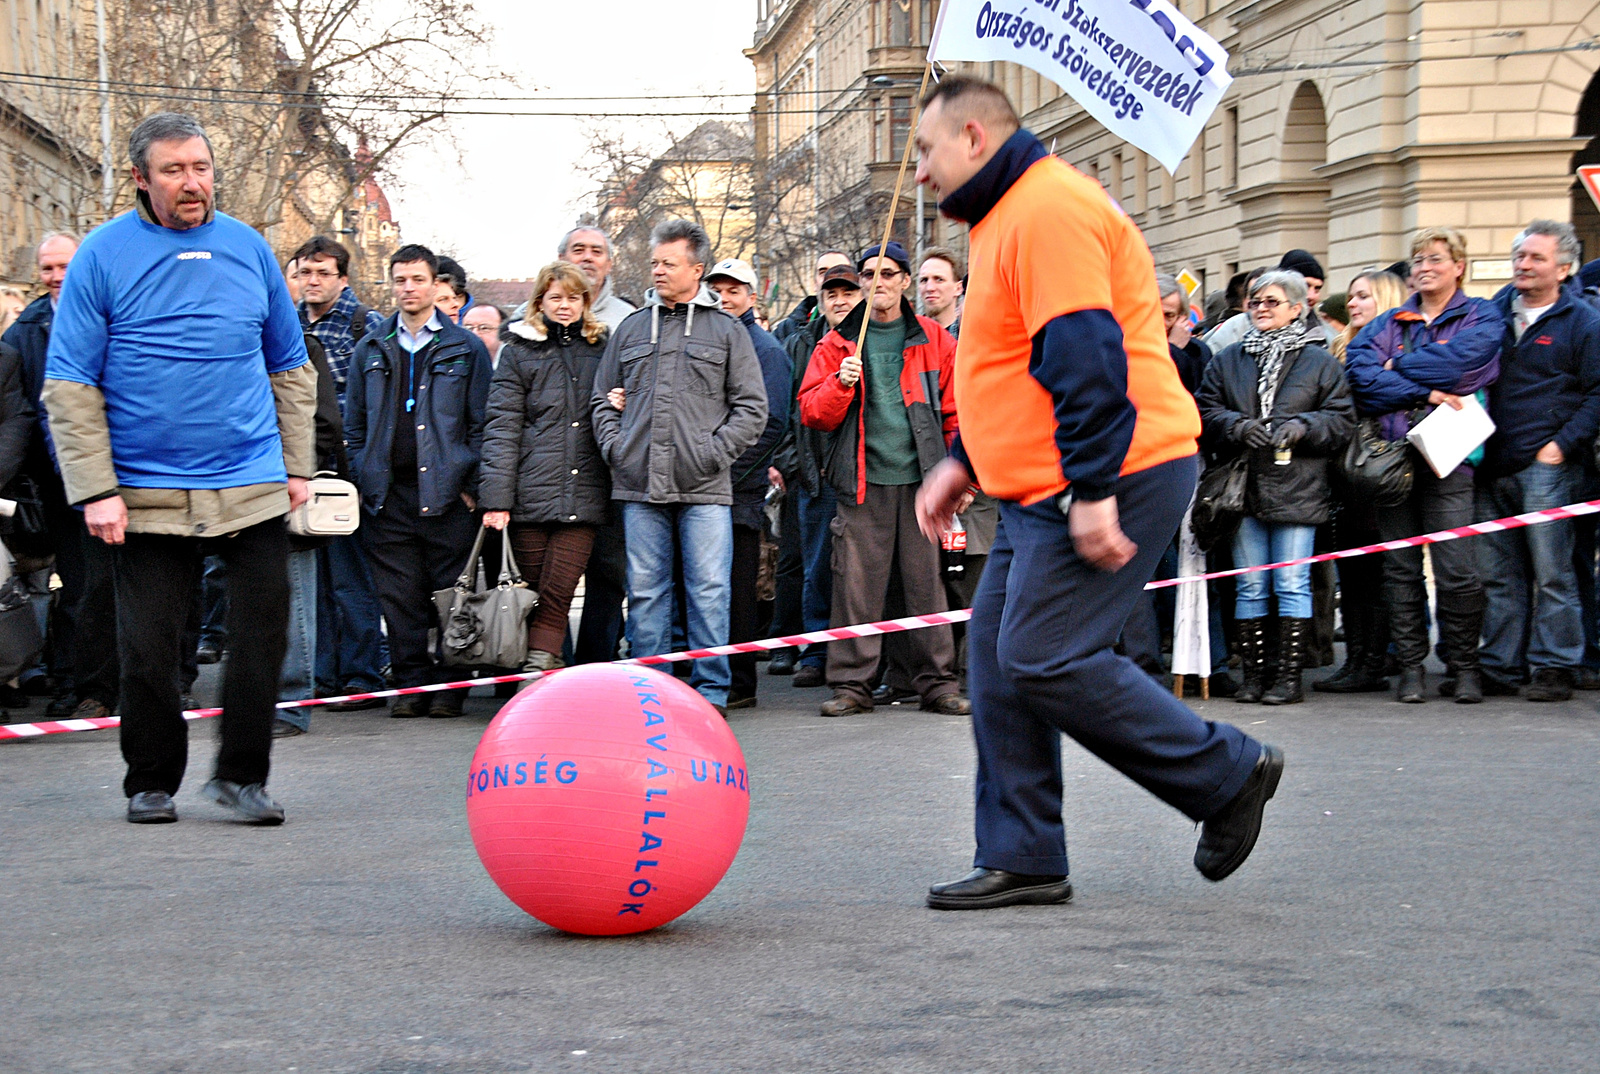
1572, 69, 1600, 262
1235, 81, 1331, 269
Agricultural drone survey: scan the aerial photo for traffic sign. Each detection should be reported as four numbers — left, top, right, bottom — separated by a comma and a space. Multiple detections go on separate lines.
1577, 164, 1600, 212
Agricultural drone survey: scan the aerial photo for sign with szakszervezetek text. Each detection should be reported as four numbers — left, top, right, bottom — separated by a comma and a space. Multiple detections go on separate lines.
930, 0, 1233, 173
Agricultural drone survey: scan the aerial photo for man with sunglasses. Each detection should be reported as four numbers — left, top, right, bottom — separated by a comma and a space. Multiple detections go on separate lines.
798, 241, 967, 718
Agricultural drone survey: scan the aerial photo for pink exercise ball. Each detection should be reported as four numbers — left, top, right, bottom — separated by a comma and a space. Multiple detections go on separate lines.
466, 663, 750, 935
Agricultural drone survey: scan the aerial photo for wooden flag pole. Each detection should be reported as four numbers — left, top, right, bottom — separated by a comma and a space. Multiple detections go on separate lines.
853, 61, 936, 361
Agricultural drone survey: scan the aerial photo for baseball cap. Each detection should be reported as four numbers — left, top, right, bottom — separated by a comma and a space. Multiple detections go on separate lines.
819, 265, 861, 291
857, 241, 911, 274
705, 258, 759, 289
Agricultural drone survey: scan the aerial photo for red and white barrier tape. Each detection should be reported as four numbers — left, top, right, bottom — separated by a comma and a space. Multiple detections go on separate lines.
6, 497, 1598, 741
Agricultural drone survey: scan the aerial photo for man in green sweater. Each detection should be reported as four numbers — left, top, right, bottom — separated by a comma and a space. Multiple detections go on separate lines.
797, 242, 967, 717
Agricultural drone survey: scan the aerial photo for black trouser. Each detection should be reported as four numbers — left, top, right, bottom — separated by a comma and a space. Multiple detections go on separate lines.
574, 503, 628, 663
1333, 500, 1389, 668
729, 522, 763, 699
1376, 462, 1483, 670
115, 517, 289, 797
361, 482, 478, 687
770, 486, 804, 640
40, 470, 120, 705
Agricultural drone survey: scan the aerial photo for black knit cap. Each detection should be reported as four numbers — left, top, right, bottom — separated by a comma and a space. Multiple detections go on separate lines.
1278, 248, 1325, 282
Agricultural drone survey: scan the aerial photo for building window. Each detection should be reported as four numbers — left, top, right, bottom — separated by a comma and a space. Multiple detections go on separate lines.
1223, 106, 1239, 188
889, 0, 912, 45
890, 96, 912, 160
921, 0, 938, 43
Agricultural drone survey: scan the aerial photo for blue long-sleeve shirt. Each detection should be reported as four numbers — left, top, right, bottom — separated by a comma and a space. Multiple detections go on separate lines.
45, 208, 307, 489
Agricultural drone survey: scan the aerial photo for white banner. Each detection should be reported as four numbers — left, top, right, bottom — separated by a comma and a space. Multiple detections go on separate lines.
929, 0, 1233, 173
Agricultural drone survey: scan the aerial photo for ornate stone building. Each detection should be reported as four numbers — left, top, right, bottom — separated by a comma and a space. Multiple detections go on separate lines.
749, 0, 1600, 305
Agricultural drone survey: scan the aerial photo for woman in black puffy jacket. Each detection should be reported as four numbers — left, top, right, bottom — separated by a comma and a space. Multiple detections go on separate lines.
480, 262, 611, 673
1198, 269, 1355, 705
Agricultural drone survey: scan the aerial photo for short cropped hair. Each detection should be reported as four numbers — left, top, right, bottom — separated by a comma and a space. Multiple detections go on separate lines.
1513, 219, 1582, 270
291, 235, 352, 278
389, 244, 439, 279
920, 245, 965, 280
1250, 269, 1308, 309
650, 219, 712, 268
1411, 226, 1468, 264
1155, 274, 1181, 301
129, 112, 213, 175
559, 225, 613, 258
921, 76, 1020, 137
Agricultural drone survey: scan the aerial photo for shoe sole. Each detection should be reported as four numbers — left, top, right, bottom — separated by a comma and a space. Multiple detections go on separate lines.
927, 880, 1073, 910
127, 810, 177, 824
1199, 745, 1284, 883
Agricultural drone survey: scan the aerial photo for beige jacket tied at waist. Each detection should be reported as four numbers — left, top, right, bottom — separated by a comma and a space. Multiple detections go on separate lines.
42, 366, 318, 538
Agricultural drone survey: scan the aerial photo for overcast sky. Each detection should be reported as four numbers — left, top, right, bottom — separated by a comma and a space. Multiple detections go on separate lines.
385, 1, 758, 282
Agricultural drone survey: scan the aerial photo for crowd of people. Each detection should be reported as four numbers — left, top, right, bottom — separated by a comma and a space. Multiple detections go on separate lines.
3, 104, 1598, 827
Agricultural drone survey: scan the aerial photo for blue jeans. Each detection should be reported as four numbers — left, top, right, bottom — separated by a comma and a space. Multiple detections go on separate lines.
797, 484, 838, 668
969, 456, 1260, 875
1232, 517, 1315, 619
277, 548, 318, 732
316, 534, 387, 691
622, 503, 734, 706
200, 554, 228, 646
1478, 461, 1584, 678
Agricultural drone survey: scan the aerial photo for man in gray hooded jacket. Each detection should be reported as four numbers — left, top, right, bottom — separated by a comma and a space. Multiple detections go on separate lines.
591, 219, 767, 708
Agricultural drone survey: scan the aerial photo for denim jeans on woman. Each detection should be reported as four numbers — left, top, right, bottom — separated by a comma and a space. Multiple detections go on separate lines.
622, 503, 733, 707
1232, 516, 1315, 618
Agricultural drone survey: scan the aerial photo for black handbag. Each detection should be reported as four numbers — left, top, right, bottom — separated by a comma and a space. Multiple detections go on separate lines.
1341, 418, 1414, 507
1191, 454, 1249, 552
0, 475, 51, 562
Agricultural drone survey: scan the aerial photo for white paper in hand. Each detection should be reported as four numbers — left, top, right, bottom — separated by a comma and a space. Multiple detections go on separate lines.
1406, 394, 1496, 479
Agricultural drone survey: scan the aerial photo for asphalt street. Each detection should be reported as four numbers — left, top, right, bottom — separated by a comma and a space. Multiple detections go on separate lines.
4, 659, 1599, 1074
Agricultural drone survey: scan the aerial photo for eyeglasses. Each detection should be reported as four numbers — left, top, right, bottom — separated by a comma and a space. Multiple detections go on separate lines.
1411, 254, 1454, 268
859, 268, 903, 280
1246, 297, 1286, 310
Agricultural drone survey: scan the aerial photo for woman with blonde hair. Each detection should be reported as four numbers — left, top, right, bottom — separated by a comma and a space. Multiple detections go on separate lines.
1317, 268, 1409, 694
479, 261, 611, 673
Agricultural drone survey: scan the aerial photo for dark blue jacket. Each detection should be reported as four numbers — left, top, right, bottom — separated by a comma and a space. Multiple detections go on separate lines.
1480, 285, 1600, 477
731, 308, 792, 527
0, 294, 54, 474
1345, 289, 1502, 441
344, 312, 492, 516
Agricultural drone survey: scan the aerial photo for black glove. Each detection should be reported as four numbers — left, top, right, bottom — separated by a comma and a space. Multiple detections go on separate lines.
1273, 420, 1306, 448
1238, 420, 1274, 449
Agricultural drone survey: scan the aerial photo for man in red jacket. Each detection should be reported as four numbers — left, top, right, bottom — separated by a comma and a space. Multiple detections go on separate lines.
799, 241, 968, 718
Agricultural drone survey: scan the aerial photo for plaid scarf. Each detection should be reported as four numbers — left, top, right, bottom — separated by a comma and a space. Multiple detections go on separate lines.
1240, 319, 1311, 418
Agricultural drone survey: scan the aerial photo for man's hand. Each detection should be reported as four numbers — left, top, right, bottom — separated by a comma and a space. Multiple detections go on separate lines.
1069, 496, 1137, 572
287, 476, 310, 511
85, 495, 128, 546
1273, 421, 1306, 448
768, 467, 785, 492
1428, 390, 1465, 410
606, 387, 626, 411
916, 457, 971, 543
483, 510, 510, 530
1537, 441, 1565, 465
461, 492, 477, 511
1168, 317, 1192, 349
837, 353, 863, 388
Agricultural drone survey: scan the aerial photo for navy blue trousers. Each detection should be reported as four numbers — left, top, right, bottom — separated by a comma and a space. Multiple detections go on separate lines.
970, 455, 1261, 876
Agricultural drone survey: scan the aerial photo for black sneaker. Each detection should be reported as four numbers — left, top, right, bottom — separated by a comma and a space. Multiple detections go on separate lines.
201, 778, 285, 824
127, 790, 177, 824
46, 692, 80, 718
767, 649, 797, 675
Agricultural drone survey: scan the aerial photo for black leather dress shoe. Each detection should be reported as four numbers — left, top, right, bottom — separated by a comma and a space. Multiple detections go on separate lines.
926, 867, 1073, 910
1195, 743, 1284, 882
767, 649, 797, 675
127, 791, 177, 824
201, 779, 284, 824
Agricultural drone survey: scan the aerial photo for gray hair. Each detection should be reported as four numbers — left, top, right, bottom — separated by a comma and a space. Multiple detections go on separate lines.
128, 112, 213, 175
1155, 273, 1181, 301
649, 219, 712, 268
38, 231, 81, 254
558, 225, 613, 258
1512, 219, 1582, 270
1250, 269, 1308, 309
